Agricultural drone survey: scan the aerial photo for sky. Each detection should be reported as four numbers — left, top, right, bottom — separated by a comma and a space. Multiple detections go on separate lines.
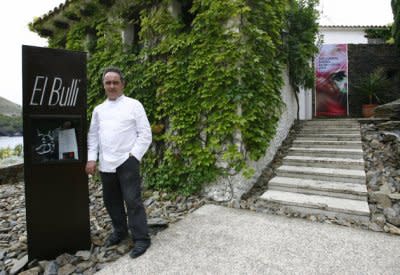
0, 0, 395, 106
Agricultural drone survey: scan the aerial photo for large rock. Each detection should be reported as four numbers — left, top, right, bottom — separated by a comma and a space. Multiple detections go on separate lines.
9, 255, 28, 275
369, 192, 392, 208
0, 163, 23, 185
374, 98, 400, 119
377, 121, 400, 132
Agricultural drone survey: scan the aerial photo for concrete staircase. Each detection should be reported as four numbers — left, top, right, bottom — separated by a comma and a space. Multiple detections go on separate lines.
259, 119, 370, 222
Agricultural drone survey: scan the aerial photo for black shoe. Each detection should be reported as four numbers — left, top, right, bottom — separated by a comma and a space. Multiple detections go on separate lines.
129, 240, 151, 258
104, 232, 127, 247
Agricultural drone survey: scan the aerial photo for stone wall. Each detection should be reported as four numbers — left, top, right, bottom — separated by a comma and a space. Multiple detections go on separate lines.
348, 44, 400, 116
203, 70, 297, 204
361, 119, 400, 234
0, 163, 24, 185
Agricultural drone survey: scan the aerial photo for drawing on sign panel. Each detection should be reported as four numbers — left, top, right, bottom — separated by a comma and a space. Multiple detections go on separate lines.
34, 130, 56, 155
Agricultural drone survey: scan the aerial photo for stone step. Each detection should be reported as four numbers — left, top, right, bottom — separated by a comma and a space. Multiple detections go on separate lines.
302, 119, 359, 126
288, 147, 364, 159
258, 118, 369, 223
303, 118, 359, 122
300, 128, 360, 134
268, 176, 367, 200
301, 124, 360, 130
292, 139, 362, 149
259, 190, 370, 218
282, 156, 364, 170
276, 165, 366, 184
295, 133, 360, 141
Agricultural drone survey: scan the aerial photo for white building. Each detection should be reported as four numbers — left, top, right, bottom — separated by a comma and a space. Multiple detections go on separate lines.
319, 25, 387, 44
319, 25, 368, 44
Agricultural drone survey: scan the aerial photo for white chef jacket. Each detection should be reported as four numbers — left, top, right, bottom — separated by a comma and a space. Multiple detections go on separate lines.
87, 95, 152, 172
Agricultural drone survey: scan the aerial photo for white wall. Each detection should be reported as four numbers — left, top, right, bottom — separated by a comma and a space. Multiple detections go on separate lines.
320, 28, 368, 44
299, 87, 312, 120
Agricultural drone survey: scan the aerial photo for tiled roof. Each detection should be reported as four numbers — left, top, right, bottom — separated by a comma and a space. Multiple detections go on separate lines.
33, 0, 71, 25
320, 25, 388, 29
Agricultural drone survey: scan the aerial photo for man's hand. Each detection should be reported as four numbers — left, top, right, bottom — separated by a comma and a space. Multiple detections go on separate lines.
85, 161, 97, 175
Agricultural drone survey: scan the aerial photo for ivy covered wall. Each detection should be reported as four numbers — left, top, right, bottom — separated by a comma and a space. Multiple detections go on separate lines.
31, 0, 319, 196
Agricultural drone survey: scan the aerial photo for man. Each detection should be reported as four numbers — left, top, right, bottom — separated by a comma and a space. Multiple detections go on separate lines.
85, 67, 152, 258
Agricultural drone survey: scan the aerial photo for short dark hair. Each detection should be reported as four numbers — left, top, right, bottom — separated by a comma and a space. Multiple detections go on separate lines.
102, 67, 125, 84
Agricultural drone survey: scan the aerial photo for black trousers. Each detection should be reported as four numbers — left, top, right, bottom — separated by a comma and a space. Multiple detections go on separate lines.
100, 156, 150, 241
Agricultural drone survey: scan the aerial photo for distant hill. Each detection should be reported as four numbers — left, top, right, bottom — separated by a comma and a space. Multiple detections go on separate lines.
0, 96, 21, 116
0, 96, 22, 136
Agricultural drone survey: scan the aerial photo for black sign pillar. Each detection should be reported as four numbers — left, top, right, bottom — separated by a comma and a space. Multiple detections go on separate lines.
22, 45, 91, 261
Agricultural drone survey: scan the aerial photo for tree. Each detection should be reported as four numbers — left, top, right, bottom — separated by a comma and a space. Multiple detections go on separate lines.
392, 0, 400, 48
365, 25, 393, 43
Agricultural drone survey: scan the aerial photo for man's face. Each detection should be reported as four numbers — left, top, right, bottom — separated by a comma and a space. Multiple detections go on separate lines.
103, 72, 124, 100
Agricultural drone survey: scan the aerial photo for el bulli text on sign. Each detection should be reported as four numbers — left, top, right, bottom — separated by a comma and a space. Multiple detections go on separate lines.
29, 75, 81, 107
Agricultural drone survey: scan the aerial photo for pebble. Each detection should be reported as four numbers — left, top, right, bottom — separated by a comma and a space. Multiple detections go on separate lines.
19, 267, 41, 275
75, 250, 91, 261
58, 263, 75, 275
9, 255, 28, 275
43, 261, 58, 275
386, 223, 400, 235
